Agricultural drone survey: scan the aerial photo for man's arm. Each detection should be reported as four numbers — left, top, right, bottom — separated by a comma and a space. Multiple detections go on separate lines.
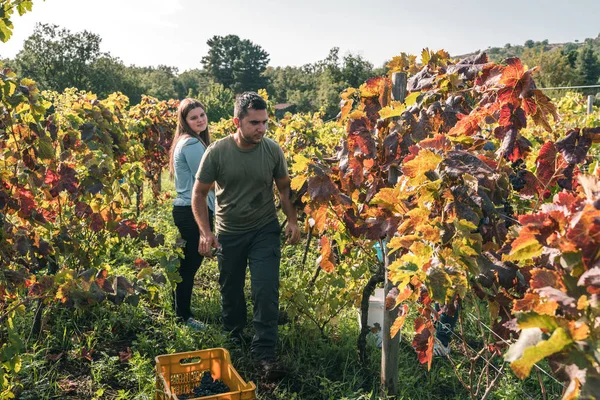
191, 179, 220, 256
275, 176, 300, 245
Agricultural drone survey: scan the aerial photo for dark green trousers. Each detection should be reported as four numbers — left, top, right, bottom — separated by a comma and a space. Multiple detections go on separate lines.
216, 219, 281, 360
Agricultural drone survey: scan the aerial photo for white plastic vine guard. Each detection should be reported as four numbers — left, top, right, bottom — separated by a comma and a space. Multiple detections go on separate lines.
357, 288, 395, 348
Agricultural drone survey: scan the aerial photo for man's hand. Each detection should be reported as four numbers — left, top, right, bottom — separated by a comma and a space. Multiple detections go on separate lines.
284, 221, 301, 245
198, 233, 221, 257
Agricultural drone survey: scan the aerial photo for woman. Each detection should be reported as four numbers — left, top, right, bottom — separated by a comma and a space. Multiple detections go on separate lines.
169, 98, 215, 329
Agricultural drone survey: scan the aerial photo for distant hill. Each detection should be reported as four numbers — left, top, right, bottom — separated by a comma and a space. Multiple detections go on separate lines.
452, 35, 600, 95
454, 35, 600, 63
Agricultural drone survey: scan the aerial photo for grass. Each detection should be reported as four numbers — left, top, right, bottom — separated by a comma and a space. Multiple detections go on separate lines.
9, 174, 565, 399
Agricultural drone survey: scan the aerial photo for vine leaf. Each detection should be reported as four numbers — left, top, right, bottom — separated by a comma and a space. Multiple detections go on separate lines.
510, 328, 572, 379
412, 317, 434, 369
390, 304, 409, 338
555, 129, 593, 165
535, 142, 559, 188
319, 236, 336, 273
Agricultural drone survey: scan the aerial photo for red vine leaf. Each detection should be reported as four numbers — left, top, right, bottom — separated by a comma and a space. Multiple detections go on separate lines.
528, 90, 559, 132
555, 129, 593, 165
530, 269, 565, 291
307, 174, 339, 204
412, 317, 434, 368
535, 142, 558, 188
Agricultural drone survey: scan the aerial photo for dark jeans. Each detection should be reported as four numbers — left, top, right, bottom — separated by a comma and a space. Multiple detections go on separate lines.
172, 206, 213, 321
435, 301, 460, 346
216, 219, 281, 361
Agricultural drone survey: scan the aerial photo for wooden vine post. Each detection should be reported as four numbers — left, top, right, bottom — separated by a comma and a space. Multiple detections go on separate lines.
381, 71, 407, 397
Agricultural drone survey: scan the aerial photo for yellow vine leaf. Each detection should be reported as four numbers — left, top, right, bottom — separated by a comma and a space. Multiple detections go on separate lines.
404, 92, 420, 106
371, 187, 401, 207
517, 313, 559, 331
348, 109, 366, 120
391, 304, 409, 338
577, 295, 589, 310
291, 153, 310, 174
340, 99, 354, 121
402, 150, 443, 186
258, 88, 269, 101
504, 234, 543, 262
421, 48, 432, 65
418, 223, 441, 242
511, 328, 572, 379
568, 321, 590, 341
378, 101, 406, 120
341, 88, 357, 100
291, 175, 307, 191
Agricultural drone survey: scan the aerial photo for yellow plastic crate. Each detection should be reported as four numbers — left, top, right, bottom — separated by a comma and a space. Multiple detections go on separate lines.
155, 348, 256, 400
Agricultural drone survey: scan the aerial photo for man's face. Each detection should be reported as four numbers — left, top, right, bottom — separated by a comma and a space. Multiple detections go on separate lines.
235, 108, 268, 145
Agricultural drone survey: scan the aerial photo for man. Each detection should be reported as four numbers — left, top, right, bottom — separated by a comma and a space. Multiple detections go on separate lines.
191, 92, 300, 375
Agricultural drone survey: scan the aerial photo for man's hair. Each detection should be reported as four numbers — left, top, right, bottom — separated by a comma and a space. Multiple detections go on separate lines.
234, 92, 267, 120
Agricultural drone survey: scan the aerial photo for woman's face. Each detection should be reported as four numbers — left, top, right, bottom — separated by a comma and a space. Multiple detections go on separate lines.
185, 107, 208, 134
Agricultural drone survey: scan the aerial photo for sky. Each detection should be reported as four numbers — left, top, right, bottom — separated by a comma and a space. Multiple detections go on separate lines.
1, 0, 599, 73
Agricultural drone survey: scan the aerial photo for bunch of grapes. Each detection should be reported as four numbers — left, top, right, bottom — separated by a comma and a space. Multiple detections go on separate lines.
508, 159, 527, 192
178, 371, 230, 399
502, 200, 515, 229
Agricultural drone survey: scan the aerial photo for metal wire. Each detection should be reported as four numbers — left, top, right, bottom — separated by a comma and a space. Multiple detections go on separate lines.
444, 324, 538, 400
465, 311, 566, 388
537, 84, 600, 91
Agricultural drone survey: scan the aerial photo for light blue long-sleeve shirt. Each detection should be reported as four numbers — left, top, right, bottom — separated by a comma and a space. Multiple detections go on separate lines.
173, 137, 215, 210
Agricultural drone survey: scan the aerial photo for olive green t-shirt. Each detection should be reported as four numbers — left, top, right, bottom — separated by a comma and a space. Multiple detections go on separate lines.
196, 135, 288, 234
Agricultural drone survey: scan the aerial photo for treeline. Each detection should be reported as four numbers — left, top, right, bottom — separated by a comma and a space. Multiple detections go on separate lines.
1, 23, 381, 121
3, 23, 600, 121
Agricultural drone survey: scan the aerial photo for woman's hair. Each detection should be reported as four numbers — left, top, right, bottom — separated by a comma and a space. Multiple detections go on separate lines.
168, 98, 210, 178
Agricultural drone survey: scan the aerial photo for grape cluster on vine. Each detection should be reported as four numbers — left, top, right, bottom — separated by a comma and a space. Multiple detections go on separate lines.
508, 159, 527, 192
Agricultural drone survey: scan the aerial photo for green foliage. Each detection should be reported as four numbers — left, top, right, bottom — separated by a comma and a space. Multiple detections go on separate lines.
196, 82, 235, 123
520, 47, 578, 88
14, 23, 103, 92
201, 34, 270, 93
265, 47, 383, 120
174, 69, 212, 99
0, 0, 35, 43
88, 55, 145, 103
576, 45, 600, 89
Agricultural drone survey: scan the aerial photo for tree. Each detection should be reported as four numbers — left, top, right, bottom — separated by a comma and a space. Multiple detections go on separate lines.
14, 23, 102, 92
130, 65, 179, 101
521, 47, 577, 88
196, 82, 235, 122
341, 53, 375, 88
88, 55, 144, 103
265, 48, 378, 118
575, 46, 600, 88
174, 69, 212, 99
201, 34, 270, 93
264, 65, 318, 113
